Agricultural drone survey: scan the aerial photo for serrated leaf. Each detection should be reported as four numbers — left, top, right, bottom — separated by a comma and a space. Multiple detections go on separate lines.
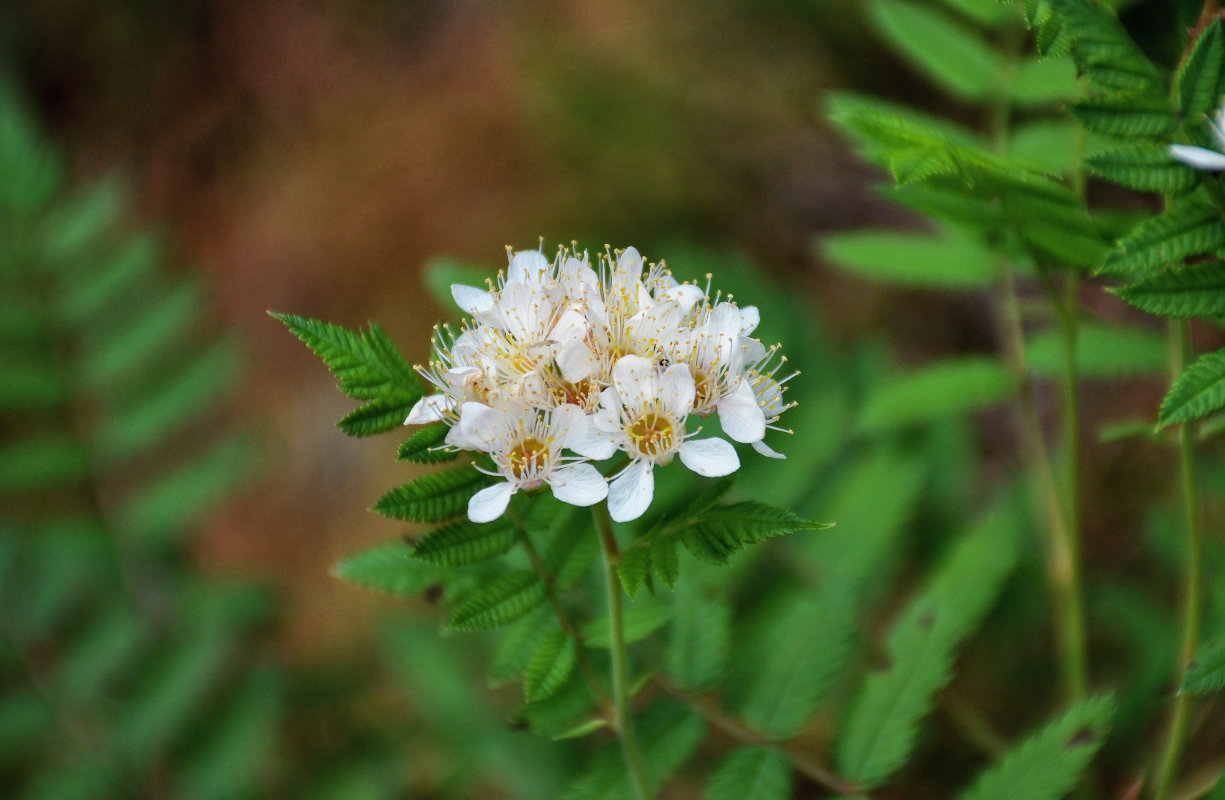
996, 177, 1108, 268
617, 545, 651, 598
1159, 349, 1225, 428
398, 423, 457, 464
649, 535, 679, 589
890, 179, 1008, 229
1070, 92, 1175, 140
271, 312, 423, 432
582, 600, 672, 648
1103, 202, 1225, 277
1088, 144, 1201, 194
448, 570, 545, 631
489, 606, 555, 686
820, 227, 998, 289
1182, 638, 1225, 694
680, 502, 831, 565
513, 672, 599, 738
705, 747, 791, 800
1115, 261, 1225, 319
337, 396, 420, 437
542, 507, 600, 590
525, 629, 578, 702
859, 357, 1017, 433
1047, 0, 1162, 94
871, 0, 999, 100
936, 0, 1017, 27
372, 466, 490, 523
1177, 19, 1225, 121
1010, 55, 1081, 106
837, 502, 1020, 786
1025, 323, 1167, 377
411, 517, 516, 566
331, 541, 448, 597
955, 694, 1115, 800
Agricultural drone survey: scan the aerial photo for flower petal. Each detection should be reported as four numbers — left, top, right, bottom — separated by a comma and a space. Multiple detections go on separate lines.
451, 284, 494, 315
509, 249, 549, 285
660, 283, 705, 314
549, 308, 588, 347
739, 305, 760, 336
1170, 144, 1225, 171
659, 363, 696, 418
468, 482, 516, 523
752, 438, 787, 459
717, 379, 766, 443
445, 402, 501, 450
679, 437, 740, 477
612, 355, 656, 410
556, 340, 595, 382
405, 394, 448, 425
608, 461, 654, 522
548, 463, 608, 507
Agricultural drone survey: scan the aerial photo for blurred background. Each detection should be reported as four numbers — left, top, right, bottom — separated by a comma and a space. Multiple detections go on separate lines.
0, 0, 1205, 798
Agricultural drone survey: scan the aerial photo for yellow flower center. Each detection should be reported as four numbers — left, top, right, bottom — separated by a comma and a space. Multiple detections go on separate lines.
692, 368, 715, 411
627, 408, 676, 458
506, 437, 550, 479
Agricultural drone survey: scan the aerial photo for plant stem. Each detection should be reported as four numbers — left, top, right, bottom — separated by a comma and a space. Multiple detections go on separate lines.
1152, 320, 1205, 800
996, 266, 1089, 703
593, 502, 653, 800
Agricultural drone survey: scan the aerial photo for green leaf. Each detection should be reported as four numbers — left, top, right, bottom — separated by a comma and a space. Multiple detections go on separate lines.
332, 541, 448, 597
448, 570, 546, 631
1116, 261, 1225, 319
525, 629, 578, 702
1010, 55, 1082, 106
1176, 19, 1225, 121
0, 87, 64, 215
397, 423, 457, 464
55, 233, 159, 326
705, 747, 791, 800
837, 502, 1020, 786
995, 176, 1108, 268
859, 357, 1017, 433
372, 466, 491, 523
38, 177, 124, 264
819, 227, 998, 289
489, 606, 555, 686
955, 694, 1115, 800
617, 544, 651, 598
667, 578, 730, 691
870, 0, 999, 100
1008, 120, 1081, 175
271, 312, 423, 434
935, 0, 1017, 28
1070, 92, 1175, 140
1047, 0, 1162, 94
78, 280, 200, 390
0, 691, 53, 768
680, 502, 832, 565
411, 518, 517, 566
0, 358, 63, 411
582, 599, 672, 648
0, 434, 89, 493
52, 604, 146, 708
1087, 144, 1201, 194
649, 535, 679, 589
513, 672, 599, 738
1025, 323, 1167, 378
1103, 202, 1225, 277
1182, 638, 1225, 694
561, 702, 706, 800
1159, 349, 1225, 428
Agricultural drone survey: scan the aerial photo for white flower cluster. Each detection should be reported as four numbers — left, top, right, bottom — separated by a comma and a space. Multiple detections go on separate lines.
405, 244, 796, 524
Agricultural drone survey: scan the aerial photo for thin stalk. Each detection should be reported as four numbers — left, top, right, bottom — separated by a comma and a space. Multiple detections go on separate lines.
1152, 320, 1205, 800
593, 502, 653, 800
508, 511, 612, 717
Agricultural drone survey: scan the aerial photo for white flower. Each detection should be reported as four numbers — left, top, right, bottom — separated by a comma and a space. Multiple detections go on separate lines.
448, 400, 608, 522
744, 345, 798, 459
1170, 103, 1225, 171
575, 355, 739, 522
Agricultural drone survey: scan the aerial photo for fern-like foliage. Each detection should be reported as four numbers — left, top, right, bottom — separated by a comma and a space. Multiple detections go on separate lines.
1157, 349, 1225, 429
0, 78, 279, 799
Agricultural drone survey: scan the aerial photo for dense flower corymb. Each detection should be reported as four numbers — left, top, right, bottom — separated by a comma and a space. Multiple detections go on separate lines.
405, 244, 798, 523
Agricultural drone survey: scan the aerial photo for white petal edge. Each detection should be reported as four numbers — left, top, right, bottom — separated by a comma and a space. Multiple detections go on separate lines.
548, 463, 608, 507
556, 340, 595, 382
659, 363, 696, 418
1169, 144, 1225, 171
405, 394, 448, 425
608, 461, 654, 522
445, 402, 500, 450
752, 438, 786, 459
468, 482, 516, 523
739, 305, 760, 336
510, 249, 549, 284
717, 380, 766, 443
612, 355, 656, 410
451, 283, 494, 315
679, 437, 740, 477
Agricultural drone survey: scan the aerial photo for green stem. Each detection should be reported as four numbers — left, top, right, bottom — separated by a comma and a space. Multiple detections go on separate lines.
1152, 320, 1205, 800
593, 502, 653, 800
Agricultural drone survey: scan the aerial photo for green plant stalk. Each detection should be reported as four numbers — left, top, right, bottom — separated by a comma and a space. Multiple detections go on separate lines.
593, 502, 653, 800
1152, 320, 1205, 800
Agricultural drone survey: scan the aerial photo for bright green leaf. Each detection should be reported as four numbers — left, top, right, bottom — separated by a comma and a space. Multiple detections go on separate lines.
398, 423, 457, 464
448, 570, 546, 631
705, 747, 791, 800
1102, 202, 1225, 277
1025, 323, 1167, 377
372, 467, 491, 523
1159, 349, 1225, 429
859, 357, 1017, 432
1011, 55, 1081, 106
1088, 144, 1200, 194
331, 541, 448, 597
411, 518, 517, 566
819, 227, 998, 289
871, 0, 1000, 100
1115, 261, 1225, 318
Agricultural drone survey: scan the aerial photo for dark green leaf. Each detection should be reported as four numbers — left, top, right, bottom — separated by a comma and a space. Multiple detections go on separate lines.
398, 423, 457, 464
0, 434, 89, 493
0, 358, 62, 411
1088, 144, 1200, 194
525, 629, 578, 702
680, 502, 831, 565
448, 570, 546, 631
955, 695, 1115, 800
489, 607, 555, 686
582, 600, 672, 648
1103, 202, 1225, 277
411, 517, 517, 566
1115, 261, 1225, 318
667, 578, 730, 691
372, 466, 491, 523
870, 0, 999, 100
617, 544, 651, 598
1159, 349, 1225, 428
1070, 93, 1175, 140
859, 357, 1017, 433
649, 535, 679, 589
1182, 638, 1225, 694
706, 747, 791, 800
1177, 20, 1225, 121
1047, 0, 1162, 94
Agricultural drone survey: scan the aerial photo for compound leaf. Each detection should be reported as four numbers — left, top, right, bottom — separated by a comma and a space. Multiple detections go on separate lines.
524, 629, 578, 702
411, 517, 517, 566
397, 423, 457, 464
1177, 19, 1225, 121
705, 746, 791, 800
870, 0, 999, 101
1088, 144, 1201, 195
820, 227, 998, 289
448, 570, 545, 631
1159, 349, 1225, 429
1115, 261, 1225, 318
1103, 202, 1225, 277
372, 466, 491, 523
